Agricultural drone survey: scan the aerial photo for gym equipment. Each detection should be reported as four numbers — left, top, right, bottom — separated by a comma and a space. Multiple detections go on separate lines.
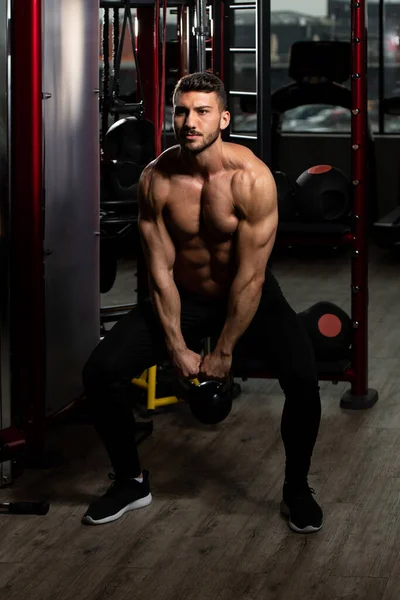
100, 118, 155, 219
273, 171, 298, 222
132, 364, 240, 418
0, 501, 49, 515
99, 239, 118, 294
101, 160, 141, 200
185, 379, 234, 425
295, 165, 351, 223
108, 0, 145, 118
270, 40, 377, 225
298, 302, 352, 361
132, 365, 182, 412
99, 120, 155, 255
103, 117, 155, 164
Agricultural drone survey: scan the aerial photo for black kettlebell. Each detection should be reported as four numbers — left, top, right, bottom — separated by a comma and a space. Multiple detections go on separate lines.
184, 378, 233, 425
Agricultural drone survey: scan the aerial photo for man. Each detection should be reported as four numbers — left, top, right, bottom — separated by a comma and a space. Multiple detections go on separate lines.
82, 72, 323, 533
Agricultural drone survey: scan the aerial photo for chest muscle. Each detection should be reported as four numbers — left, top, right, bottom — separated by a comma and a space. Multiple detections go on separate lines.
165, 180, 238, 242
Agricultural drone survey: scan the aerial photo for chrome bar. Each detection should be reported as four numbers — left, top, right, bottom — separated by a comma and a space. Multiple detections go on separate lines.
195, 0, 208, 72
229, 47, 256, 52
229, 90, 257, 96
229, 4, 256, 9
230, 133, 257, 140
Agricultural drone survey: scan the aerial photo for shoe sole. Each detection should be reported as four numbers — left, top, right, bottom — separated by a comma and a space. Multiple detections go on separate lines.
280, 500, 323, 534
82, 493, 152, 525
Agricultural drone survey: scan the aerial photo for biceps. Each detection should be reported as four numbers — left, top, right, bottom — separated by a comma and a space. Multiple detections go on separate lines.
139, 218, 176, 275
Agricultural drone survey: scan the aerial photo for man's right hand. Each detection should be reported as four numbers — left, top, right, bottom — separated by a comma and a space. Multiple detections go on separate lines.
169, 347, 202, 380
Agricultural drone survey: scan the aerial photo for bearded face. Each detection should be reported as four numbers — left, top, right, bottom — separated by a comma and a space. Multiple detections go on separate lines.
173, 91, 230, 154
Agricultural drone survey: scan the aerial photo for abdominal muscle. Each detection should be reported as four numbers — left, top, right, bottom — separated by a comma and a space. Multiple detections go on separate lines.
173, 238, 235, 298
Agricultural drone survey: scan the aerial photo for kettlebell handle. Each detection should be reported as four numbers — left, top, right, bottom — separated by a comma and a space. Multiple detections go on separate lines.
177, 371, 233, 398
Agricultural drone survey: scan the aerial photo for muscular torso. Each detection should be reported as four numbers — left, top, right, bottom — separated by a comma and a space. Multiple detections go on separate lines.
148, 143, 268, 298
164, 168, 239, 297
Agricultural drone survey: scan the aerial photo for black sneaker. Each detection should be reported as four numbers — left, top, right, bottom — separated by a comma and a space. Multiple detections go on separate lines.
280, 483, 323, 533
82, 470, 152, 525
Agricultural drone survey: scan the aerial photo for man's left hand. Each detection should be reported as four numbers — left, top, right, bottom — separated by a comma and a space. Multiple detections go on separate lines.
199, 351, 232, 381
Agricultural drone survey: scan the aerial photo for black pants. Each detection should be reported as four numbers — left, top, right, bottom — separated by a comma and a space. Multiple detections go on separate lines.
83, 269, 321, 485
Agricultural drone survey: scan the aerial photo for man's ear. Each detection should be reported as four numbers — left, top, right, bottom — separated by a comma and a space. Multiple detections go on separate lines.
220, 110, 230, 131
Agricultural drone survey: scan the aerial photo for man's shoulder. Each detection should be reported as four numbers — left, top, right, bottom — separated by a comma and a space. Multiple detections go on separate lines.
140, 146, 180, 189
143, 144, 180, 169
153, 145, 181, 174
223, 142, 271, 180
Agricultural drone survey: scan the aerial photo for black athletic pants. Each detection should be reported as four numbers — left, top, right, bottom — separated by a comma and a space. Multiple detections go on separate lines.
82, 268, 321, 485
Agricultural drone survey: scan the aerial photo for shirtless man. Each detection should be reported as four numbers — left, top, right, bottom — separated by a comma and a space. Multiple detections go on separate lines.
82, 72, 323, 533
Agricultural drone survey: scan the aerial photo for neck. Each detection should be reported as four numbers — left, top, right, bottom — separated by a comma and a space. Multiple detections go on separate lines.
179, 138, 225, 178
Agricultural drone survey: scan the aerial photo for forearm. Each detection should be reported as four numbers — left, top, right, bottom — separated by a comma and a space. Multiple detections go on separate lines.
215, 276, 264, 355
149, 278, 186, 353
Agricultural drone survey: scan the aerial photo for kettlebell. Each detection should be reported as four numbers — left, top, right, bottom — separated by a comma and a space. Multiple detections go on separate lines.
184, 378, 233, 425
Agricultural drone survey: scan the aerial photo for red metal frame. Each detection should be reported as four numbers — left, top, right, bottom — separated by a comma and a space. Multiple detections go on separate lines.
11, 0, 46, 450
350, 0, 369, 396
136, 5, 162, 156
0, 427, 27, 462
159, 0, 167, 141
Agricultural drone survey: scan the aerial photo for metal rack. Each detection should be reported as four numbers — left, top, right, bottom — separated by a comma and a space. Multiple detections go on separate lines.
224, 0, 377, 408
341, 0, 378, 408
223, 1, 270, 165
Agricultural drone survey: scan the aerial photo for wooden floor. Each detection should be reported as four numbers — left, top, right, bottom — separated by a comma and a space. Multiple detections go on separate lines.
2, 244, 400, 600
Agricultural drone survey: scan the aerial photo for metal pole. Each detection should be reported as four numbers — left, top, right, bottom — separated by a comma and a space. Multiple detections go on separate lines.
0, 0, 12, 486
178, 5, 189, 77
378, 0, 385, 133
11, 0, 46, 445
195, 0, 208, 72
256, 0, 271, 165
136, 6, 161, 153
218, 1, 225, 81
341, 0, 378, 409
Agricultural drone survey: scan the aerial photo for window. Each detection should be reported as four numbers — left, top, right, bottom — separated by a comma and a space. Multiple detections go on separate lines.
281, 104, 351, 133
231, 9, 256, 48
230, 96, 257, 135
380, 1, 400, 133
328, 0, 400, 133
230, 53, 256, 93
270, 1, 352, 133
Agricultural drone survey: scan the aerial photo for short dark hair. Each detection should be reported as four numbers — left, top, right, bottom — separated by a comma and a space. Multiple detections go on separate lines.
172, 72, 228, 111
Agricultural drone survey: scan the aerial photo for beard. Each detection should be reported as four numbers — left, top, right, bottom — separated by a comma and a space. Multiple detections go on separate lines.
174, 126, 221, 155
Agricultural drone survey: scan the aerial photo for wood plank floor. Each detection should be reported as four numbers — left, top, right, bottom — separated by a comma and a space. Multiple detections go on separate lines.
2, 244, 400, 600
